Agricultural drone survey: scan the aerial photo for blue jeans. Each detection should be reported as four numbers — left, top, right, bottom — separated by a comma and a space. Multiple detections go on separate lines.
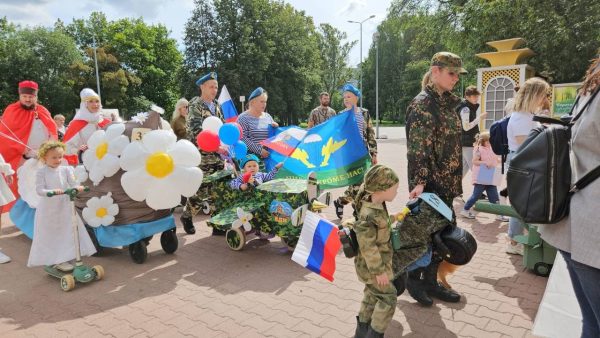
561, 251, 600, 338
507, 151, 524, 239
464, 184, 499, 210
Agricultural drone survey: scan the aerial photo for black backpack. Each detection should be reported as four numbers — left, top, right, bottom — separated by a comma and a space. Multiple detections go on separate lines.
507, 88, 600, 224
489, 115, 510, 173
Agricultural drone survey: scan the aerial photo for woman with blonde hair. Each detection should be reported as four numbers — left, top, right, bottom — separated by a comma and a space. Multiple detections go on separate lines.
505, 77, 550, 254
171, 98, 189, 140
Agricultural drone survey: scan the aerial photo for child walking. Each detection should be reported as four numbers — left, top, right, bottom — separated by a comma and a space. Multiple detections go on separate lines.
0, 153, 16, 263
353, 164, 400, 338
460, 132, 504, 220
229, 154, 282, 191
27, 141, 96, 270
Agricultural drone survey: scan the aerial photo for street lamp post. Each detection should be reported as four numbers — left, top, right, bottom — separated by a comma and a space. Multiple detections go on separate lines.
348, 14, 375, 108
373, 32, 380, 139
92, 35, 101, 99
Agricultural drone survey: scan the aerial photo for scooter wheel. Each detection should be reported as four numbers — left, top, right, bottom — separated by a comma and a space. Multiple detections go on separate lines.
226, 227, 246, 251
160, 229, 178, 254
93, 265, 105, 280
129, 240, 148, 264
60, 274, 75, 292
534, 262, 552, 277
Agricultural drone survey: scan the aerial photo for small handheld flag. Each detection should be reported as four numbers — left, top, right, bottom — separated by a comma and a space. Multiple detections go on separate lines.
218, 85, 238, 122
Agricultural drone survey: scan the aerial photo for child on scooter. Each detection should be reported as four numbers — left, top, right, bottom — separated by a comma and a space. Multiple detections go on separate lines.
27, 141, 96, 270
229, 154, 282, 191
0, 153, 16, 263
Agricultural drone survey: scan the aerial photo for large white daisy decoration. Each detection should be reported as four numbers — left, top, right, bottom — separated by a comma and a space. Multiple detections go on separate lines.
232, 208, 253, 231
82, 123, 129, 185
82, 192, 119, 227
119, 130, 203, 210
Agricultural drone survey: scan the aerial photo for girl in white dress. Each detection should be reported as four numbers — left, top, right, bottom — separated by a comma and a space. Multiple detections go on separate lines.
27, 141, 96, 270
0, 154, 16, 263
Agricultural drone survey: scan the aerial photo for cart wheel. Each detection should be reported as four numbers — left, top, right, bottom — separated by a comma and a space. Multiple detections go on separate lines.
160, 229, 178, 254
226, 227, 246, 251
60, 274, 76, 292
129, 240, 148, 264
534, 262, 552, 277
92, 265, 105, 280
280, 237, 297, 251
201, 201, 211, 215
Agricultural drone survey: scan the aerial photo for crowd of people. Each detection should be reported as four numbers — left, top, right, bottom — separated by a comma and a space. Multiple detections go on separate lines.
0, 49, 598, 338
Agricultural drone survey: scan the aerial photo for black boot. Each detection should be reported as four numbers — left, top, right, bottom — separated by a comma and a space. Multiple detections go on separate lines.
354, 316, 369, 338
392, 272, 407, 296
424, 258, 461, 303
180, 215, 196, 234
365, 326, 384, 338
406, 268, 433, 306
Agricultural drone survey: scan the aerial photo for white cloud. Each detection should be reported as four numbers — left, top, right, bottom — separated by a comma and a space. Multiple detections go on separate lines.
337, 0, 367, 16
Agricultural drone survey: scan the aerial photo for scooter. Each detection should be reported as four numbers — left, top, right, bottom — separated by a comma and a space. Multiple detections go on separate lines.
44, 187, 104, 291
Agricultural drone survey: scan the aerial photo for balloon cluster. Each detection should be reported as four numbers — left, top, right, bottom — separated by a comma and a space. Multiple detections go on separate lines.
196, 116, 247, 159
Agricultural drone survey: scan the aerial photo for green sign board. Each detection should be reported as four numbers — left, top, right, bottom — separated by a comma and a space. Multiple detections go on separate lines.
552, 83, 582, 117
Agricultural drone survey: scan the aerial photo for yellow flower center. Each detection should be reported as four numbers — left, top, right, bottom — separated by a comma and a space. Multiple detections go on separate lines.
96, 142, 109, 159
96, 207, 108, 218
146, 152, 174, 178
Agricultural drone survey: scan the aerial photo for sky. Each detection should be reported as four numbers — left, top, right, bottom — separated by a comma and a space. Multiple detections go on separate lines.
0, 0, 393, 66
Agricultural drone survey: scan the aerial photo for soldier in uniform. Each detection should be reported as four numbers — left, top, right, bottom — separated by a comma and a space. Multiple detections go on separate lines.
393, 52, 466, 306
180, 72, 226, 235
333, 83, 377, 219
353, 164, 400, 338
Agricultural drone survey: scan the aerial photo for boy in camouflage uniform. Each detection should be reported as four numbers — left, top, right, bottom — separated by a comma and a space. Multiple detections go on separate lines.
353, 164, 400, 338
334, 83, 377, 219
180, 72, 226, 235
393, 52, 466, 306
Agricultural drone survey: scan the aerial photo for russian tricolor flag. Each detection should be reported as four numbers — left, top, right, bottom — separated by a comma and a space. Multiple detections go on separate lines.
218, 85, 238, 122
292, 211, 341, 282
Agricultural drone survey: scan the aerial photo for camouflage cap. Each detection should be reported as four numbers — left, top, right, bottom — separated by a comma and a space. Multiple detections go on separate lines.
431, 52, 467, 74
364, 164, 399, 193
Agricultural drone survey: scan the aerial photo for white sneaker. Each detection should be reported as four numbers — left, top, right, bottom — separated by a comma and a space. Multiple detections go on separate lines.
506, 242, 524, 255
460, 210, 475, 219
496, 215, 509, 222
54, 262, 74, 272
0, 250, 10, 264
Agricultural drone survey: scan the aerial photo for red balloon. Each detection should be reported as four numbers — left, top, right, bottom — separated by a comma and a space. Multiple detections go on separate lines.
196, 130, 220, 152
233, 122, 243, 139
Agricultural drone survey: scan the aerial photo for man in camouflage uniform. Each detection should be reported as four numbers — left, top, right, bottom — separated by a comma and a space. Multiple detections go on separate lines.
307, 92, 336, 128
393, 52, 465, 306
181, 72, 226, 235
353, 164, 399, 338
334, 83, 378, 219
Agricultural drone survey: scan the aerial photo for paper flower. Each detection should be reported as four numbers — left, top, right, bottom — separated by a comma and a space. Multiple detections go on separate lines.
82, 123, 129, 185
119, 130, 203, 210
82, 192, 119, 227
232, 208, 253, 231
131, 112, 149, 124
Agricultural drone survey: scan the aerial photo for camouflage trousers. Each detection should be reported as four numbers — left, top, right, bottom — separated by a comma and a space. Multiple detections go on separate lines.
182, 157, 224, 219
358, 282, 397, 333
392, 196, 456, 279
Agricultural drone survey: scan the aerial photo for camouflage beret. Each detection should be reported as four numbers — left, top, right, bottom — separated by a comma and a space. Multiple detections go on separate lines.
364, 164, 399, 193
431, 52, 467, 74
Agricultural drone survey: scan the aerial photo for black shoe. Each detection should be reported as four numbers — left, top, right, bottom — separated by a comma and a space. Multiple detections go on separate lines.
180, 215, 196, 234
334, 198, 344, 219
354, 316, 369, 338
500, 188, 508, 197
212, 227, 226, 236
406, 269, 433, 306
365, 326, 384, 338
479, 192, 487, 200
392, 272, 407, 296
427, 282, 461, 303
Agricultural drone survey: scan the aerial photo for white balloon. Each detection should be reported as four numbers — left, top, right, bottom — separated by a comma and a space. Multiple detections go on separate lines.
202, 116, 223, 133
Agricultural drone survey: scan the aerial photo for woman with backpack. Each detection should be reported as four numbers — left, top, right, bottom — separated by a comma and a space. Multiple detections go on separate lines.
505, 77, 550, 255
539, 55, 600, 338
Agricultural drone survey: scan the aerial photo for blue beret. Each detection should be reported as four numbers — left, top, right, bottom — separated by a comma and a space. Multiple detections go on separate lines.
342, 83, 361, 98
195, 72, 218, 86
239, 154, 260, 168
248, 87, 266, 101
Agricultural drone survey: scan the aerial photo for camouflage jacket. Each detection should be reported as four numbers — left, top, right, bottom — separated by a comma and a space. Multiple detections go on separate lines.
308, 106, 336, 128
405, 85, 462, 201
187, 96, 225, 168
354, 200, 393, 284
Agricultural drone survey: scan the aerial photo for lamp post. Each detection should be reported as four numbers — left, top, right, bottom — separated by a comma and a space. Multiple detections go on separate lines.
348, 14, 375, 108
373, 32, 380, 139
92, 35, 101, 99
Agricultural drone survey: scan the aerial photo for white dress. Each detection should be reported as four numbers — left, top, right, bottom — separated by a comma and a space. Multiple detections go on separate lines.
0, 155, 15, 206
27, 165, 96, 267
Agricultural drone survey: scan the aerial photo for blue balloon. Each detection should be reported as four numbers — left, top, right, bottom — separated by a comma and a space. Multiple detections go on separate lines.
219, 123, 241, 146
233, 141, 247, 159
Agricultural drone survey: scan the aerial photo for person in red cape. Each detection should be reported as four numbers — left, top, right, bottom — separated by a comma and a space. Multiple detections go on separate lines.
63, 88, 111, 165
0, 80, 57, 210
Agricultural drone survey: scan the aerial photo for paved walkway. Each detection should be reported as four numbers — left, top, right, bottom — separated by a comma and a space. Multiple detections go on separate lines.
0, 128, 547, 337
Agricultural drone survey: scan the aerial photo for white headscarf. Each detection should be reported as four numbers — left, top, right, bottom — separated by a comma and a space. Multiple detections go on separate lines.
73, 88, 102, 122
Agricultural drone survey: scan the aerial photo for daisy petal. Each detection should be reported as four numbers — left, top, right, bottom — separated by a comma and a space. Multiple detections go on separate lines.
144, 177, 181, 210
121, 170, 149, 201
169, 140, 201, 167
108, 135, 130, 155
120, 141, 146, 171
142, 130, 176, 153
101, 154, 121, 178
105, 123, 125, 141
169, 167, 203, 197
86, 130, 106, 149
